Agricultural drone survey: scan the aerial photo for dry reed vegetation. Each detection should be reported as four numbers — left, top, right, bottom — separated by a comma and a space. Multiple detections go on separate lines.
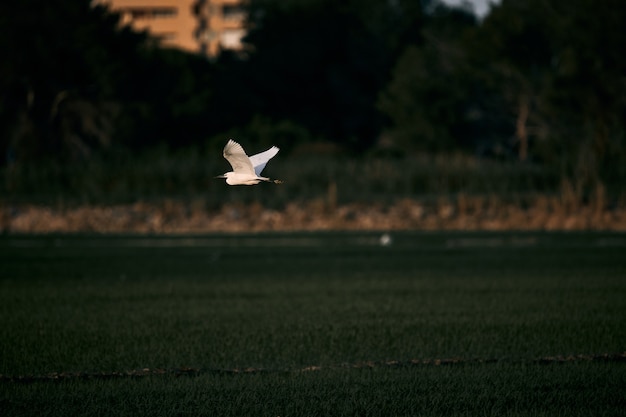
2, 189, 624, 233
2, 150, 624, 232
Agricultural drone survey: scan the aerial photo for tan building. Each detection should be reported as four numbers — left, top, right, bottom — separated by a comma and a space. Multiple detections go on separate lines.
93, 0, 246, 57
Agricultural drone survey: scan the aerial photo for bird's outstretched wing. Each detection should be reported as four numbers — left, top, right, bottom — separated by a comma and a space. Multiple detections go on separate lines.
249, 146, 280, 176
223, 140, 255, 175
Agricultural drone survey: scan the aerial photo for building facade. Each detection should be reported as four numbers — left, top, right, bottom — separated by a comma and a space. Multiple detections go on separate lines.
93, 0, 246, 57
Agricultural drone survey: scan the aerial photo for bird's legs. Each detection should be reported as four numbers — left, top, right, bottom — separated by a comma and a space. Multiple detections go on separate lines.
259, 177, 283, 184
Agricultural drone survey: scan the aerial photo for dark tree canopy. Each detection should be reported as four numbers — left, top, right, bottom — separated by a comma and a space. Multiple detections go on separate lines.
0, 0, 624, 192
209, 0, 435, 152
0, 0, 215, 163
1, 1, 144, 161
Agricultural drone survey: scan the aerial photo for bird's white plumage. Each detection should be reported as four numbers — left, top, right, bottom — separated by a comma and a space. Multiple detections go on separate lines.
218, 140, 282, 186
223, 140, 255, 176
249, 146, 279, 176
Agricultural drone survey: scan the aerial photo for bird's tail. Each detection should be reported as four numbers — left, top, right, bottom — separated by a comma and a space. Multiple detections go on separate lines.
273, 179, 284, 184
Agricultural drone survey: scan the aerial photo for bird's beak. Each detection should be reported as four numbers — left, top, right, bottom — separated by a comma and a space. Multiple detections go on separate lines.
214, 175, 226, 179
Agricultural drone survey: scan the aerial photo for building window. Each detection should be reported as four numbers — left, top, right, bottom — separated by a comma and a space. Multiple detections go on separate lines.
222, 4, 245, 21
123, 7, 178, 20
152, 8, 177, 18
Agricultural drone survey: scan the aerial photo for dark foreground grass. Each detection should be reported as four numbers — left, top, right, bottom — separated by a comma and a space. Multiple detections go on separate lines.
3, 363, 624, 417
1, 232, 625, 416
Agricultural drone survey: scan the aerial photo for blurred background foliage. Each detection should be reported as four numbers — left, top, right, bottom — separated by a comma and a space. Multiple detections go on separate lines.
0, 0, 625, 205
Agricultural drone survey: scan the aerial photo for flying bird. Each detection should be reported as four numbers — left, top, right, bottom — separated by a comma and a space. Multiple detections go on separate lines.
216, 139, 283, 185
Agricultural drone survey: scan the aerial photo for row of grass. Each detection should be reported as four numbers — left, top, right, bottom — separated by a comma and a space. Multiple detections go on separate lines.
1, 232, 625, 416
2, 146, 570, 207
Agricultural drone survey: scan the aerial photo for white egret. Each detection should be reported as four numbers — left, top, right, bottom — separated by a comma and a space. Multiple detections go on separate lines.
215, 139, 283, 185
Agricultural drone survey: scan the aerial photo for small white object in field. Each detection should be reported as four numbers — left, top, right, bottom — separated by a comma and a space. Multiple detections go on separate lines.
380, 233, 393, 246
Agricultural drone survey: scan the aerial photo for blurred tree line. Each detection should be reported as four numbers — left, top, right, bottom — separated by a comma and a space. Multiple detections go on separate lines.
1, 0, 625, 194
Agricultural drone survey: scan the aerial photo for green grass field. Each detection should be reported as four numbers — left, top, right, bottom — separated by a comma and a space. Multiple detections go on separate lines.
1, 232, 625, 416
